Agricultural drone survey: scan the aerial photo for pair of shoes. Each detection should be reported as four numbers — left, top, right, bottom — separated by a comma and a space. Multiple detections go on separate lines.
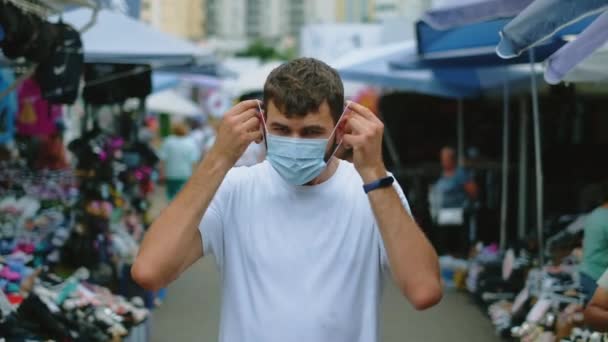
17, 293, 71, 340
0, 265, 21, 281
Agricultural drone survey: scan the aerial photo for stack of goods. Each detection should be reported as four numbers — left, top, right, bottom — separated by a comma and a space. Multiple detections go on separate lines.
0, 267, 149, 341
0, 158, 153, 340
466, 213, 608, 341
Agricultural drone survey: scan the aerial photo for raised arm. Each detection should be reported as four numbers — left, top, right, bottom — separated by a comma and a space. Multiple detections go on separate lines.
131, 100, 262, 290
342, 102, 442, 311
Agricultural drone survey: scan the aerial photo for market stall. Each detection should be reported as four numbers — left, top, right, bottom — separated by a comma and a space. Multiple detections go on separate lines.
0, 2, 212, 340
415, 1, 608, 340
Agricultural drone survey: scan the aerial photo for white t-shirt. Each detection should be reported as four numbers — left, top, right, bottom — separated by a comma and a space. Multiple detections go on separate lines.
158, 136, 199, 179
234, 142, 265, 167
199, 160, 411, 342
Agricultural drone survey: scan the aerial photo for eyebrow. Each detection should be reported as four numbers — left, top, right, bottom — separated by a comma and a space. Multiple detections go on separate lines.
270, 122, 289, 129
302, 125, 326, 132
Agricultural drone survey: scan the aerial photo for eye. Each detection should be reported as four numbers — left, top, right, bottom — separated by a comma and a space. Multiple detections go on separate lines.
302, 128, 324, 137
273, 126, 289, 134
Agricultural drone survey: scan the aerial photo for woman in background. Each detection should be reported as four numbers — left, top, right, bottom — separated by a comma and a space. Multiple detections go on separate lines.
158, 122, 200, 201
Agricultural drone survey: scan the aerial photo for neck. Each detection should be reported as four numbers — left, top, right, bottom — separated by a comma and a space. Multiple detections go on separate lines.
602, 202, 608, 209
307, 157, 340, 186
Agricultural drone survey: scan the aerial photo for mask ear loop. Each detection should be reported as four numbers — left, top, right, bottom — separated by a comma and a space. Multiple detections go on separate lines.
326, 101, 350, 162
257, 100, 268, 150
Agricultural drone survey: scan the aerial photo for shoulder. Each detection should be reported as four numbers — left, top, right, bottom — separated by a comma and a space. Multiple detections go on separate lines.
589, 207, 608, 222
336, 160, 363, 184
223, 161, 270, 186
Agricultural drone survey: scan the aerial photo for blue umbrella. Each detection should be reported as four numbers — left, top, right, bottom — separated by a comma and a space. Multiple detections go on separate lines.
333, 41, 537, 99
421, 0, 532, 30
497, 0, 608, 58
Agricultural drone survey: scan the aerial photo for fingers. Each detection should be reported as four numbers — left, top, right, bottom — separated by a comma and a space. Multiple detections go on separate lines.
342, 133, 364, 149
240, 115, 261, 132
247, 130, 263, 143
226, 100, 260, 117
226, 109, 258, 126
345, 115, 367, 134
347, 101, 381, 123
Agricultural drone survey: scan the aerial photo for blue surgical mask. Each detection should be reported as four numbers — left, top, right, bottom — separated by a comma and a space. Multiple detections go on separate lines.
258, 101, 347, 185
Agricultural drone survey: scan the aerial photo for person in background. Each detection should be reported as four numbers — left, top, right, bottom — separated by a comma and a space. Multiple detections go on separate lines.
188, 115, 216, 159
35, 120, 69, 170
431, 146, 478, 257
580, 182, 608, 301
585, 267, 608, 331
158, 122, 199, 201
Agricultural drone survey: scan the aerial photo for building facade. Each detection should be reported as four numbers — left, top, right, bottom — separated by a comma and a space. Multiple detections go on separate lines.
140, 0, 206, 41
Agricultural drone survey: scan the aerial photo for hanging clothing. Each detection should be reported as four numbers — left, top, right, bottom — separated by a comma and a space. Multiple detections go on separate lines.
497, 0, 608, 58
0, 68, 17, 144
16, 78, 61, 137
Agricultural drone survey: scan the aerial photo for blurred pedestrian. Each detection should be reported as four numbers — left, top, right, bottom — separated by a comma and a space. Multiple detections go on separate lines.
158, 122, 199, 201
580, 182, 608, 302
188, 115, 216, 159
430, 146, 478, 257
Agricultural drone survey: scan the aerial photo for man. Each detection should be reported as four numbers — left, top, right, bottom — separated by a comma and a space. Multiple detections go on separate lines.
585, 268, 608, 331
431, 147, 478, 257
580, 183, 608, 301
133, 58, 441, 341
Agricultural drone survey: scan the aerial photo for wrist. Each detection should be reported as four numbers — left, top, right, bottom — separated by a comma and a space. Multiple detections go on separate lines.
359, 164, 387, 184
200, 148, 234, 175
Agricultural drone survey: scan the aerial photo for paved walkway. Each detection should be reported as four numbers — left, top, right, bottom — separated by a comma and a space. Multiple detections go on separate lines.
150, 258, 499, 342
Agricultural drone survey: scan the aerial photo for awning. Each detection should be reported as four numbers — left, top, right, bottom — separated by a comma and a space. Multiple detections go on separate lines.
421, 0, 532, 30
543, 11, 608, 84
58, 8, 211, 65
146, 89, 201, 117
333, 41, 540, 99
414, 0, 598, 68
560, 41, 608, 83
221, 61, 284, 98
414, 17, 594, 67
497, 0, 608, 58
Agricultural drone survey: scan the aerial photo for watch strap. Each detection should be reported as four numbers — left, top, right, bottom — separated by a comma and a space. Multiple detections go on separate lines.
363, 176, 395, 194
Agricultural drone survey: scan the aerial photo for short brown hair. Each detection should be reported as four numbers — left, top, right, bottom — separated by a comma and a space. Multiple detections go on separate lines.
263, 58, 344, 123
172, 122, 188, 136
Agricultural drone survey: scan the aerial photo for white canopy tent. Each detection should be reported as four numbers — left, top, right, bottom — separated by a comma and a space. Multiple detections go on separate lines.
58, 8, 212, 65
146, 89, 202, 118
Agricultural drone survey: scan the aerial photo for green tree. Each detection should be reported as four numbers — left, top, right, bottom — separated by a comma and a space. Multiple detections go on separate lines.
236, 40, 294, 61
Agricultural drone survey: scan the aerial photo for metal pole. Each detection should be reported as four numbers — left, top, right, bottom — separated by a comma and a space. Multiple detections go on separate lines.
529, 48, 544, 267
518, 97, 528, 241
457, 99, 464, 166
381, 109, 402, 169
500, 82, 510, 251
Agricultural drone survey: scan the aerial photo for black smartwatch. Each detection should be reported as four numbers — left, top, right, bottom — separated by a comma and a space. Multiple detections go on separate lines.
363, 176, 394, 194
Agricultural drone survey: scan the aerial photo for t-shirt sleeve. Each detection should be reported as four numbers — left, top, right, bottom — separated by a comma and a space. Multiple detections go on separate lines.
198, 170, 237, 269
378, 176, 413, 273
597, 268, 608, 290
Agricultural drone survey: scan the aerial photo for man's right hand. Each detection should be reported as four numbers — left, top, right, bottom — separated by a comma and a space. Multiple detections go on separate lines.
208, 100, 262, 167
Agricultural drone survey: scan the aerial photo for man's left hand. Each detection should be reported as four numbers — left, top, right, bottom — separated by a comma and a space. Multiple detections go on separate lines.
342, 101, 387, 183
